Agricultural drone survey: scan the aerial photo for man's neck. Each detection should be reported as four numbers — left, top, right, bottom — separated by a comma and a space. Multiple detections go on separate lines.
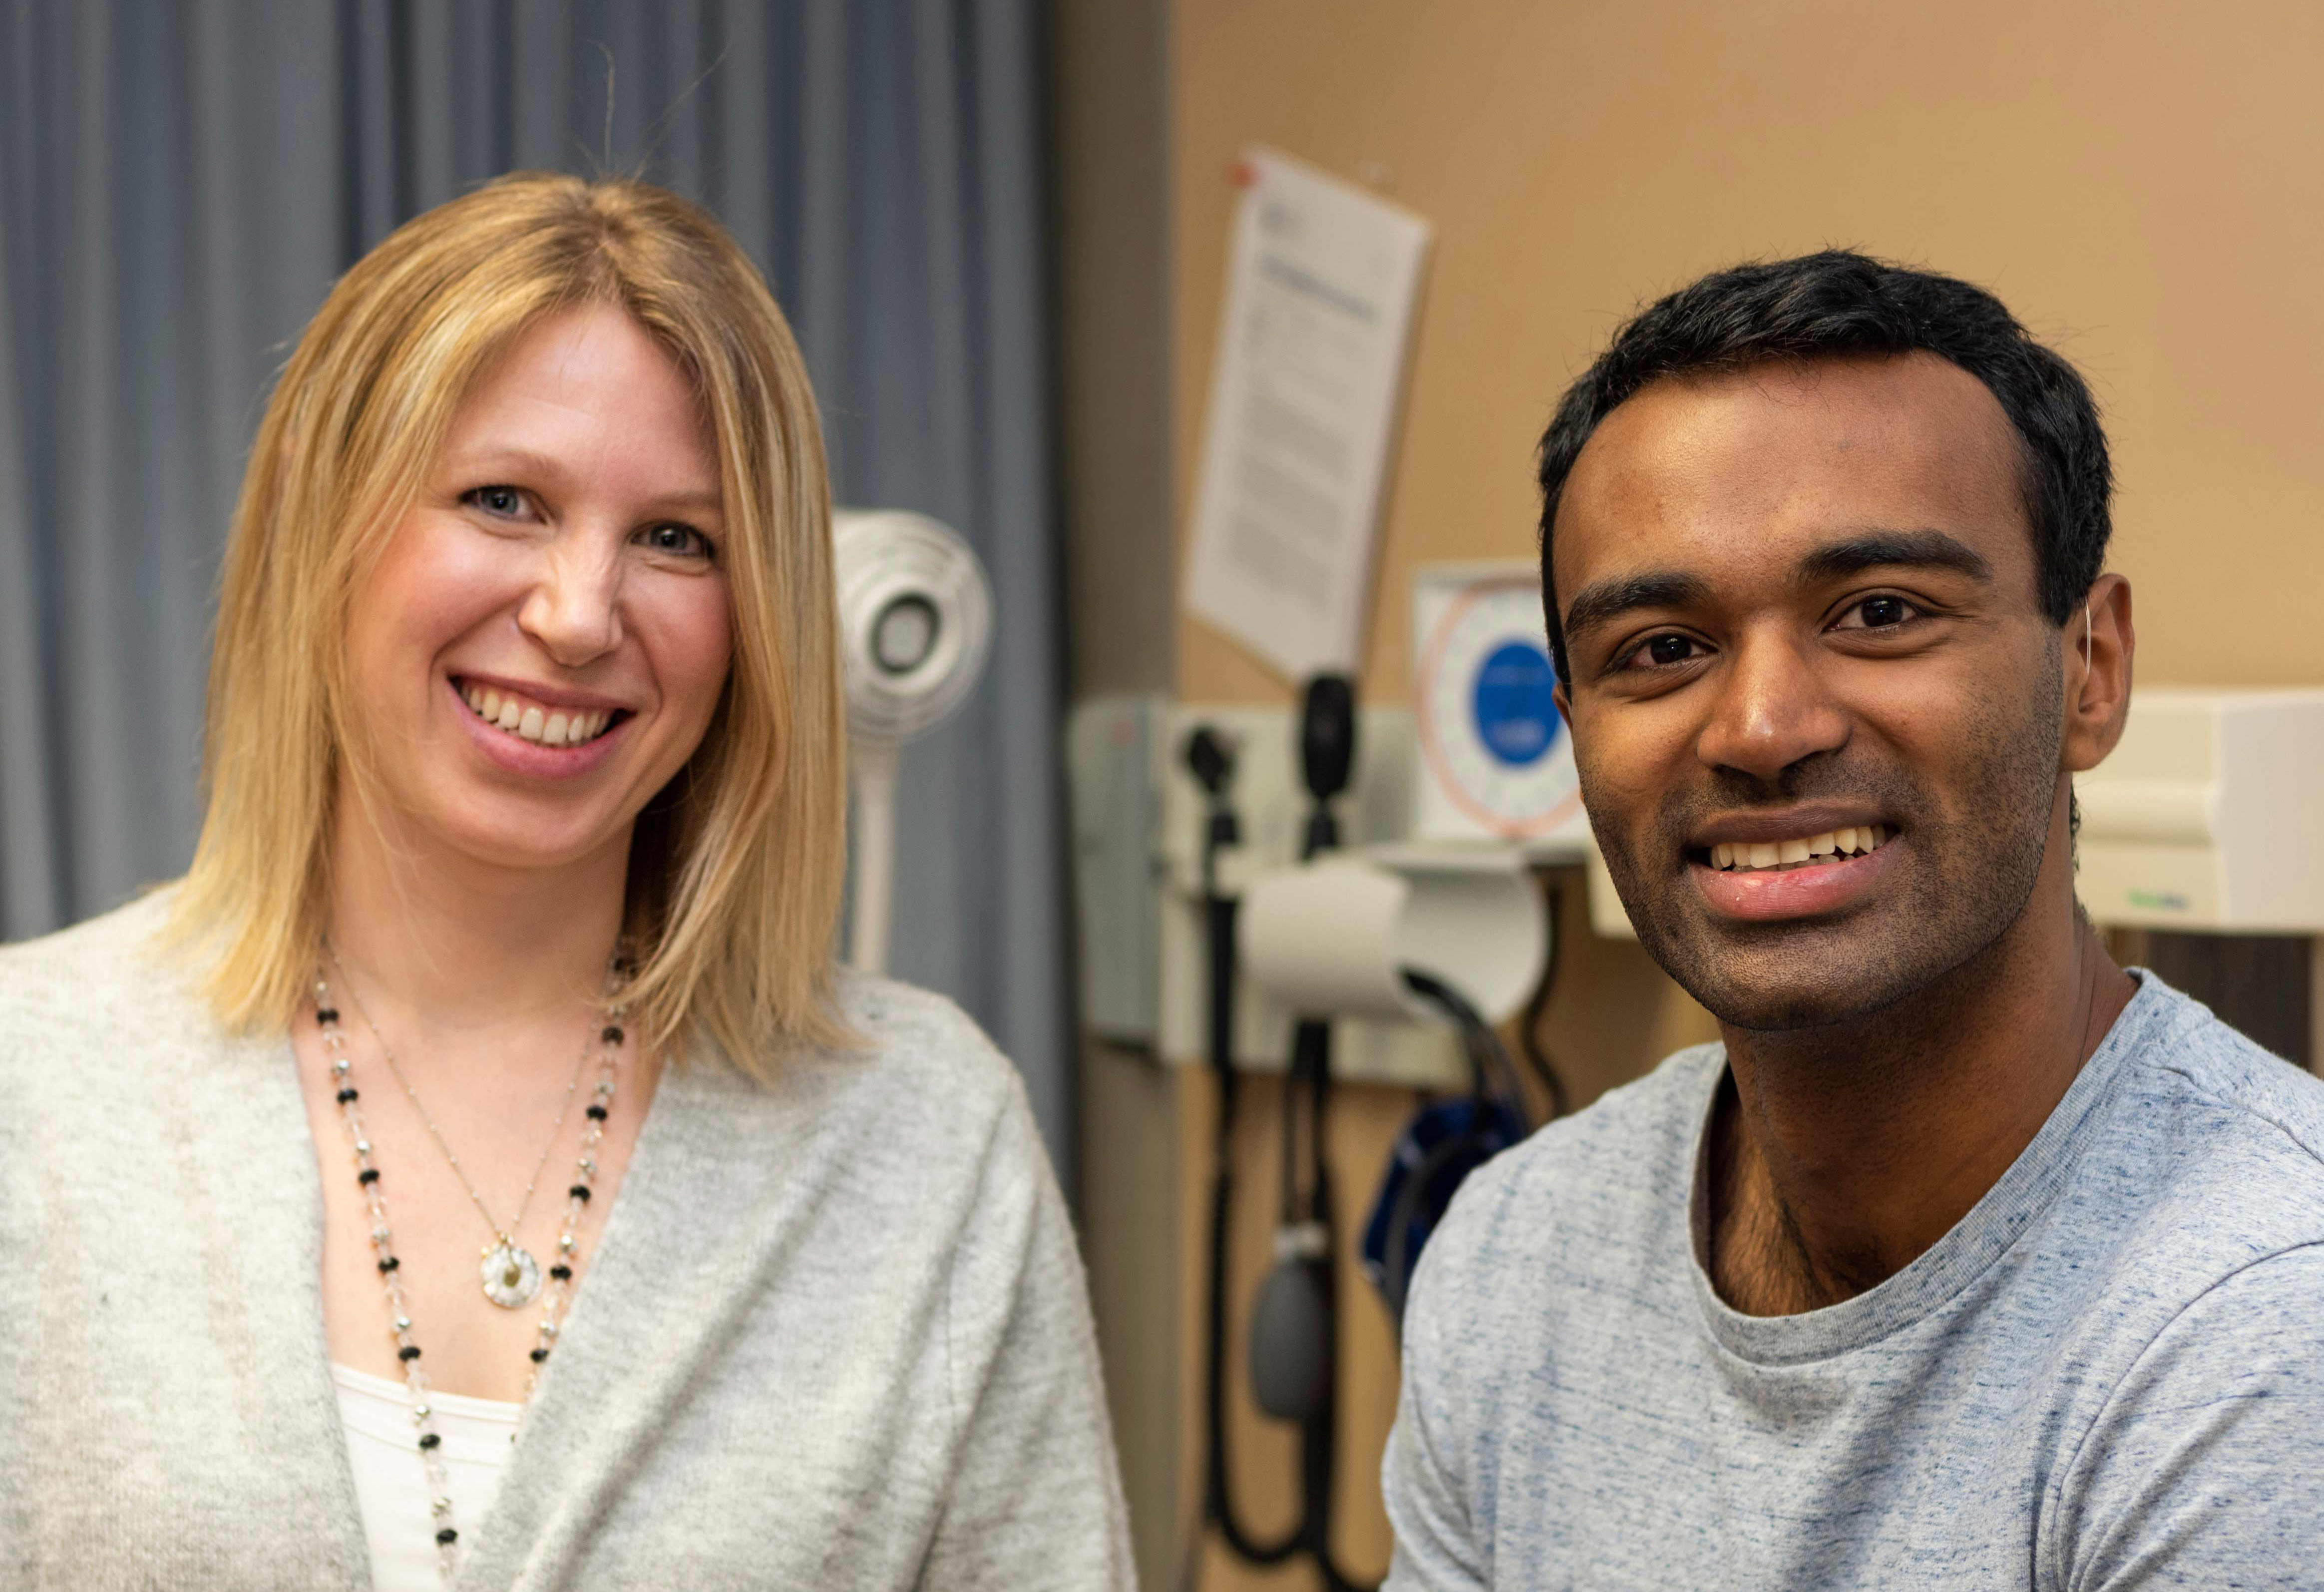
1705, 898, 2136, 1318
323, 787, 631, 1052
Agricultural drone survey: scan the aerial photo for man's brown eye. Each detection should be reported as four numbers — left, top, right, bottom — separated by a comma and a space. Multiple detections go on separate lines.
1860, 596, 1908, 627
1646, 635, 1694, 666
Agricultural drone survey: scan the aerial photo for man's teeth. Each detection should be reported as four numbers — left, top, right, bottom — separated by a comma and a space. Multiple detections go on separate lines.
1710, 826, 1891, 872
458, 683, 613, 747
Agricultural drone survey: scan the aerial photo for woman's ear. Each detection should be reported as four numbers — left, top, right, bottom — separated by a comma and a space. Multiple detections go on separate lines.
2064, 573, 2134, 775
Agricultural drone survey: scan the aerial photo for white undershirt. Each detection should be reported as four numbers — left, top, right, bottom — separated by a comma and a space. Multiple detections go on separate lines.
331, 1361, 521, 1591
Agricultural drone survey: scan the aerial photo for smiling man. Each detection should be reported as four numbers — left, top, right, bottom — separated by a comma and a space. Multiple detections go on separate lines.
1382, 253, 2324, 1590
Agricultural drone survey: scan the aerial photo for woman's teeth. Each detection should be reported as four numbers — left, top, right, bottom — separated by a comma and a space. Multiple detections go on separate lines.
458, 683, 613, 748
1710, 825, 1891, 872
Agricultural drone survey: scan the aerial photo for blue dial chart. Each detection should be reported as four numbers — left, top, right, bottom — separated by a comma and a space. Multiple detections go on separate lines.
1471, 640, 1561, 767
1414, 572, 1584, 841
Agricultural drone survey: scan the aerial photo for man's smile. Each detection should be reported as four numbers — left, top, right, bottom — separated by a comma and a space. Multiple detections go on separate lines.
1686, 815, 1904, 922
1700, 823, 1893, 873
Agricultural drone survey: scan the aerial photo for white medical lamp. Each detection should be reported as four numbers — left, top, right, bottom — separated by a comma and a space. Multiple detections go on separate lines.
833, 508, 995, 973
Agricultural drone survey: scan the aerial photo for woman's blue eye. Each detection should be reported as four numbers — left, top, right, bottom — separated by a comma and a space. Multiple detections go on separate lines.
469, 485, 526, 517
640, 523, 713, 560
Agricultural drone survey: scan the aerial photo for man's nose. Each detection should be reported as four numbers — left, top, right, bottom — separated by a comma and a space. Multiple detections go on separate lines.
1693, 629, 1850, 783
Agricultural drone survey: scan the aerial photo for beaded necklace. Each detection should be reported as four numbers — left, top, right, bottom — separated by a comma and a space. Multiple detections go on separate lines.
313, 965, 626, 1583
329, 944, 596, 1311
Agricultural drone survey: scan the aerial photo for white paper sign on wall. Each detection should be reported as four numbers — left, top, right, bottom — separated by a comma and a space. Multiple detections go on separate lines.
1411, 562, 1589, 856
1181, 148, 1433, 681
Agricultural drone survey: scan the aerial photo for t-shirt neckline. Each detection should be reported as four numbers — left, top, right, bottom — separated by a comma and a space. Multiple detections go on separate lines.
1685, 969, 2167, 1366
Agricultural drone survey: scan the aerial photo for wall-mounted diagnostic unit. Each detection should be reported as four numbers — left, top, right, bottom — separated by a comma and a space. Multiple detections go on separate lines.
2074, 687, 2324, 932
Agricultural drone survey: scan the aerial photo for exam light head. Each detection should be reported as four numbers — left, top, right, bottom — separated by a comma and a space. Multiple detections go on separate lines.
833, 508, 994, 976
832, 509, 994, 746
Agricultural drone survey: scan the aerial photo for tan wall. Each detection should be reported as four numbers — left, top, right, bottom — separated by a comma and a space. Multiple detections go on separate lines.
1162, 2, 2324, 1586
1173, 0, 2324, 706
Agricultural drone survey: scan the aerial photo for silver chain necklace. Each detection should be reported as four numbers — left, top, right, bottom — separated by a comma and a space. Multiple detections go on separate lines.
314, 961, 626, 1584
325, 944, 594, 1308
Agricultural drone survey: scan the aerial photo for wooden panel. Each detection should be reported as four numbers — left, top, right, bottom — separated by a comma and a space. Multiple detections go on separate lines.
2117, 931, 2316, 1071
1049, 1, 1183, 1581
1051, 0, 1175, 699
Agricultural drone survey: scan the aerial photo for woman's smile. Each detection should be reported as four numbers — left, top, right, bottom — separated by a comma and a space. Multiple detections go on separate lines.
442, 673, 634, 779
453, 675, 626, 748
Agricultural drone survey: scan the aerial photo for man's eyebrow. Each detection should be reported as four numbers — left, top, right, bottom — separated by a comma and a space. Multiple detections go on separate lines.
1798, 529, 1993, 586
1559, 571, 1715, 651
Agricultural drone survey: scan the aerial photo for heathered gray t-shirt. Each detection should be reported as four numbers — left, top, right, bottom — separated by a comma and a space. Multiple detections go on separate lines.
1383, 973, 2324, 1590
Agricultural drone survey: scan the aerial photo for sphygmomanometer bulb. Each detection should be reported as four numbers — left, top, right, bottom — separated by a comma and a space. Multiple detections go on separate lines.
1249, 1227, 1334, 1423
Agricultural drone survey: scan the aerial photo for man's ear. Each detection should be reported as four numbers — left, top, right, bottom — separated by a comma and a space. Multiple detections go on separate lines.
2063, 573, 2134, 775
1553, 680, 1572, 729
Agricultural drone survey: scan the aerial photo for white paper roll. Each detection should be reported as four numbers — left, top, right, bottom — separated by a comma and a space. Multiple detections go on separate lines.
1242, 858, 1416, 1021
1240, 851, 1547, 1023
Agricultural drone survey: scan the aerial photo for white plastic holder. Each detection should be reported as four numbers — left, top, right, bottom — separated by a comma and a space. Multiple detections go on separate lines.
1240, 845, 1548, 1025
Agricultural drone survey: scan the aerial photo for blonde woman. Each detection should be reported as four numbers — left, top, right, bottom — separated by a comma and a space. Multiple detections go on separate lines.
0, 174, 1132, 1590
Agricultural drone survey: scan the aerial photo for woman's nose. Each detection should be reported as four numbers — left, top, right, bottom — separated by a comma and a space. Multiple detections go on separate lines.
517, 540, 624, 667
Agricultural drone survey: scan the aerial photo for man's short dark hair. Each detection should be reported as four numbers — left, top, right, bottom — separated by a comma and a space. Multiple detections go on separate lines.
1536, 250, 2112, 679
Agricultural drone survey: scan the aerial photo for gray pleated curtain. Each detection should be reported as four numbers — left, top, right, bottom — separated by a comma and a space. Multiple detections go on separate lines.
0, 0, 1070, 1169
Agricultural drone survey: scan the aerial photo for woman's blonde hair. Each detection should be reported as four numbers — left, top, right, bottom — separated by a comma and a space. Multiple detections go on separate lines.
169, 171, 849, 1072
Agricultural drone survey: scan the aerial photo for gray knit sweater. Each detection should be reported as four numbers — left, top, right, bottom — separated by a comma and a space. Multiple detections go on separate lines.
0, 893, 1135, 1590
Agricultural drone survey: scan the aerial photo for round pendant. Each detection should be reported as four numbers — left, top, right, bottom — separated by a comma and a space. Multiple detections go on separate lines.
479, 1240, 542, 1308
